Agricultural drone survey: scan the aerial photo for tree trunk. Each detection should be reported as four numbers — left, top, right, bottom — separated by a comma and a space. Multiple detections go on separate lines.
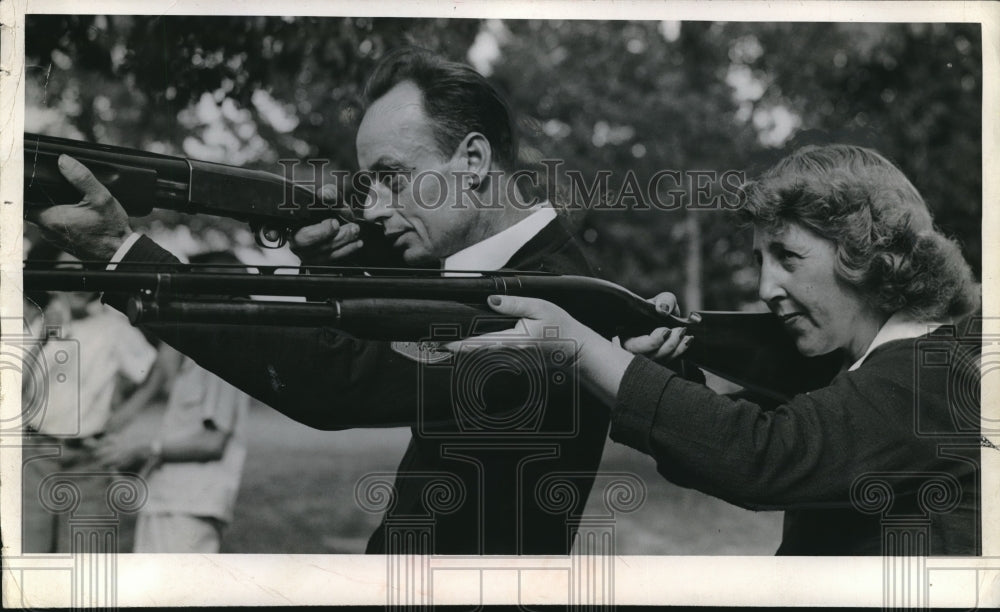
684, 213, 703, 311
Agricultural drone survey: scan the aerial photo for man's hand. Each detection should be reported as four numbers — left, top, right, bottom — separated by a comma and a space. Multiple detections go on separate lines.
289, 184, 365, 263
621, 292, 693, 361
25, 155, 134, 261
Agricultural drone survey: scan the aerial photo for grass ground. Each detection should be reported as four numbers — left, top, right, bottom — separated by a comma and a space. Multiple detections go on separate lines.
119, 401, 782, 554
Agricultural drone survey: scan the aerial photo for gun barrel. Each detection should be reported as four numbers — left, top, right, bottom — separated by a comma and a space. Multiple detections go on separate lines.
22, 266, 675, 337
22, 263, 841, 401
128, 297, 518, 340
24, 267, 505, 300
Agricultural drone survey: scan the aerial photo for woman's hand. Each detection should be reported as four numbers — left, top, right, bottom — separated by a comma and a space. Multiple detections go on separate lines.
620, 292, 693, 361
446, 295, 636, 406
444, 295, 602, 360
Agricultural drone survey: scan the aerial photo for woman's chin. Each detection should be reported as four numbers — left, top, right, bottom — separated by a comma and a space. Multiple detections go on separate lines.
793, 338, 826, 358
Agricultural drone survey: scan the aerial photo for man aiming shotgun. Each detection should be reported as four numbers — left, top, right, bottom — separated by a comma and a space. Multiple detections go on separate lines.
27, 47, 620, 555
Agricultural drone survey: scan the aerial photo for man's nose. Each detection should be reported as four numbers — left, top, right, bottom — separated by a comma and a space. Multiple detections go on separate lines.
361, 185, 393, 224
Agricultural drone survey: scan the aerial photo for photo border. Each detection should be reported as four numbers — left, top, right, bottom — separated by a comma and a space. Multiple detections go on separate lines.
2, 0, 997, 608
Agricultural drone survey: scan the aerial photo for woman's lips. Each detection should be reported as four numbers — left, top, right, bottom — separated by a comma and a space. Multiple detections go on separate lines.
780, 312, 806, 327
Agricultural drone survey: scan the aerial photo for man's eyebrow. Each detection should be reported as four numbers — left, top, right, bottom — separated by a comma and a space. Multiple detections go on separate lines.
369, 157, 412, 172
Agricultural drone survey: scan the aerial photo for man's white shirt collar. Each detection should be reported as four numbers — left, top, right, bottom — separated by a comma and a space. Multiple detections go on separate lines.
848, 311, 946, 371
443, 205, 557, 273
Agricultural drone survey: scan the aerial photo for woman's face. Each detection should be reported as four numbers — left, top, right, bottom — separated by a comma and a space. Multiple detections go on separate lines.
753, 222, 884, 361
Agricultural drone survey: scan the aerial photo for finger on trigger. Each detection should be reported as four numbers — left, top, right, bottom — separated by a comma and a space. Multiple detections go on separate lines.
328, 239, 363, 260
294, 221, 336, 245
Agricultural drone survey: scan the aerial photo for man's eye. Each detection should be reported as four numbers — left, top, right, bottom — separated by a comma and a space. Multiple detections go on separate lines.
380, 171, 409, 193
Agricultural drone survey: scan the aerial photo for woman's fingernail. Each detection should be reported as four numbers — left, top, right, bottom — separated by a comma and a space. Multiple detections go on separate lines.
488, 295, 502, 307
690, 312, 702, 324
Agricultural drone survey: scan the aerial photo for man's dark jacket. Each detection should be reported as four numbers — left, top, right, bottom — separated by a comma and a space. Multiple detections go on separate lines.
114, 216, 610, 554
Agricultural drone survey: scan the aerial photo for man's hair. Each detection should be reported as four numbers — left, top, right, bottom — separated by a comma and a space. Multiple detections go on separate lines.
738, 144, 979, 320
363, 47, 518, 170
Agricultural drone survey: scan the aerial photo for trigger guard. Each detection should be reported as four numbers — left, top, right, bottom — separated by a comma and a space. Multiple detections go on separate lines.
253, 224, 287, 249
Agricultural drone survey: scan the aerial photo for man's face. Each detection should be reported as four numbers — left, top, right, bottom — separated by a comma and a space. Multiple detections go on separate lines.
356, 81, 479, 264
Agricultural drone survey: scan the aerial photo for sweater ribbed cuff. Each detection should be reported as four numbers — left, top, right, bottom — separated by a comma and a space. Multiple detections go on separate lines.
609, 356, 676, 455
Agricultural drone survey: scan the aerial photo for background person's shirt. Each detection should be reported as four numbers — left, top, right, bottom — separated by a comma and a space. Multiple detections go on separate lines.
28, 303, 156, 438
142, 356, 250, 523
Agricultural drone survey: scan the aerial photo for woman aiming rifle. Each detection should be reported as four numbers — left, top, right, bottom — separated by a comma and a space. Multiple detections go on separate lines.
452, 144, 982, 555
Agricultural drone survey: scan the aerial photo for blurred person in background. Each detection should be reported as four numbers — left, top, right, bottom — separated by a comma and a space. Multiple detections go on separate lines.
453, 144, 982, 555
92, 251, 251, 553
21, 243, 159, 553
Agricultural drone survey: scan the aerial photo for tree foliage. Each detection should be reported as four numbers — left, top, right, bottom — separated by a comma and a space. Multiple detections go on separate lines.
25, 17, 982, 307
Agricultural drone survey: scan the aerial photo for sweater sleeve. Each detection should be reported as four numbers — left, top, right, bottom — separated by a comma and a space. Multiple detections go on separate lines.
609, 351, 956, 510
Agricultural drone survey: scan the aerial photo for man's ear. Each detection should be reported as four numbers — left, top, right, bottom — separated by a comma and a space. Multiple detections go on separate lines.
456, 132, 492, 188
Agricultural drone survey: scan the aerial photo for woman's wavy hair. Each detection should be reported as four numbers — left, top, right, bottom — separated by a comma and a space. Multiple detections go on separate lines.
738, 144, 979, 320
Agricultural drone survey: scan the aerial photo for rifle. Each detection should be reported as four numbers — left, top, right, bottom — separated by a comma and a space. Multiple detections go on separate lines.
22, 132, 403, 265
23, 261, 841, 402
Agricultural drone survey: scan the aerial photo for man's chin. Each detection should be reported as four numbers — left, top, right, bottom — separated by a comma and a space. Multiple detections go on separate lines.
400, 249, 436, 267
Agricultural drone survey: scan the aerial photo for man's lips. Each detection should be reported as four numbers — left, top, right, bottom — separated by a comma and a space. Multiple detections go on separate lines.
384, 230, 410, 248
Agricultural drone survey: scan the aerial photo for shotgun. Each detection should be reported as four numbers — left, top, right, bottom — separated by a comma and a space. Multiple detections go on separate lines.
23, 260, 841, 402
22, 132, 403, 265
